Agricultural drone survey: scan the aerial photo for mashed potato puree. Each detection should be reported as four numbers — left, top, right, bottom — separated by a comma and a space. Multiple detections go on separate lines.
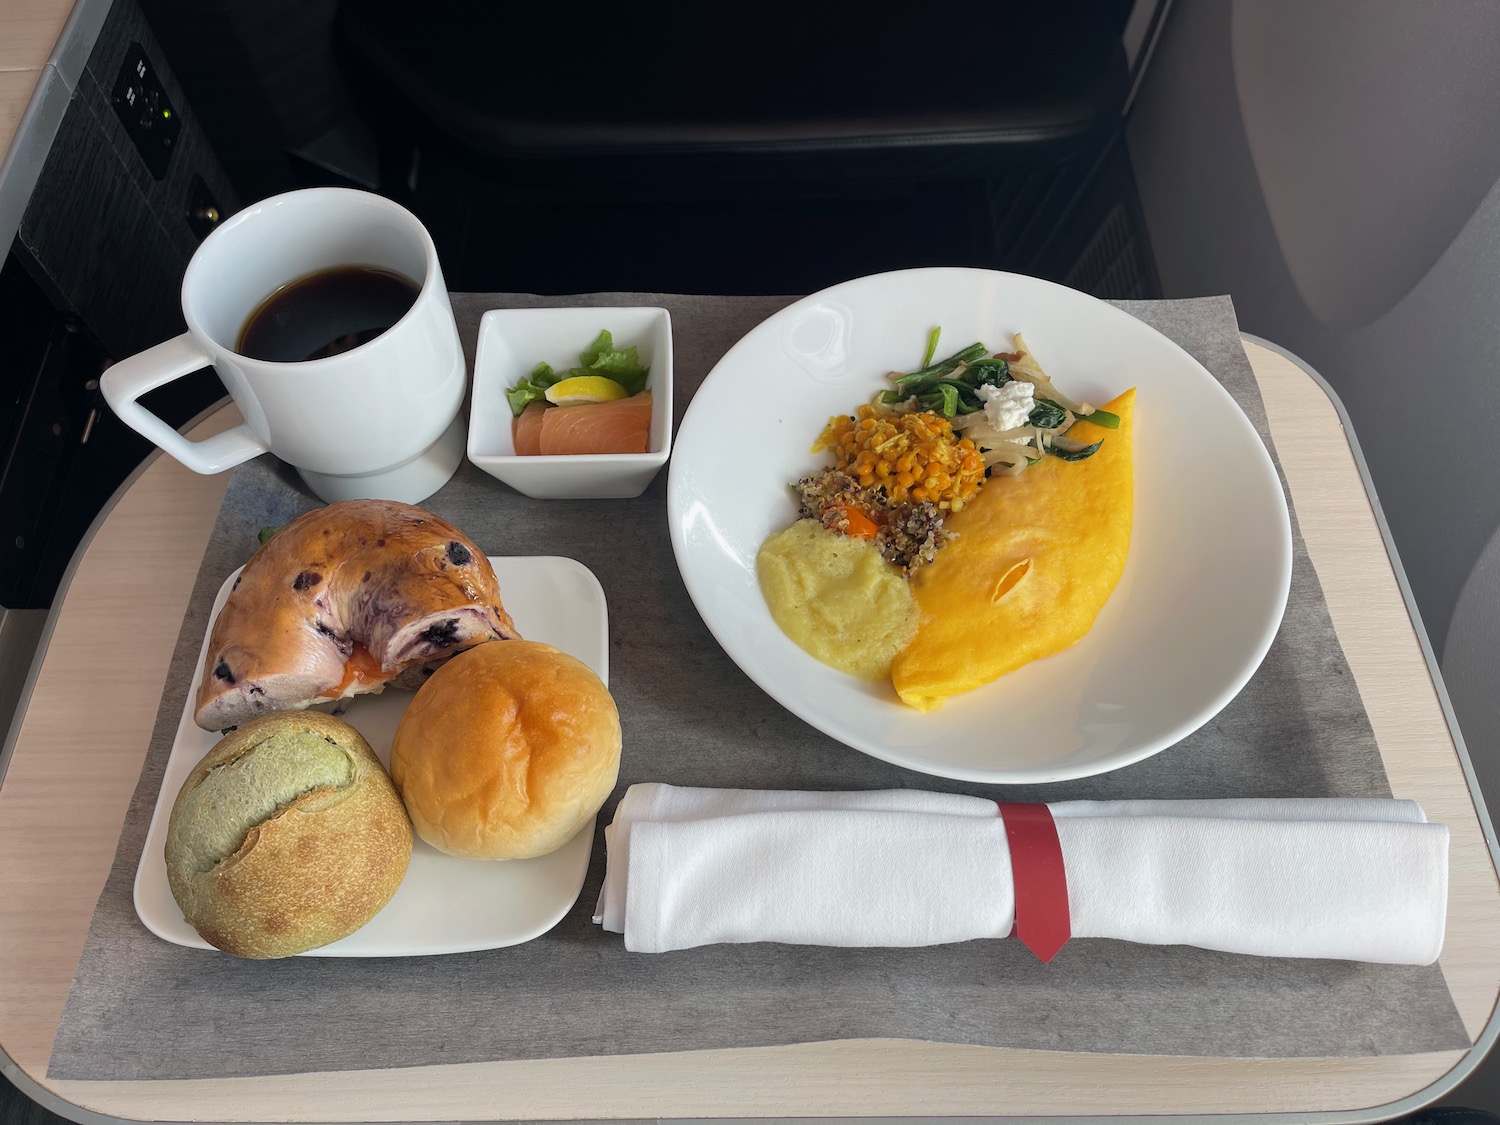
757, 520, 919, 681
891, 388, 1135, 710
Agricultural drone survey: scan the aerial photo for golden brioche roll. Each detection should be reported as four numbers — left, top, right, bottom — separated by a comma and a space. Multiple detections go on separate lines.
390, 640, 621, 859
165, 711, 413, 958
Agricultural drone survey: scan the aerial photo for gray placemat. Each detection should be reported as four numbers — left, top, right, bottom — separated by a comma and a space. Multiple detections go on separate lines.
47, 294, 1469, 1082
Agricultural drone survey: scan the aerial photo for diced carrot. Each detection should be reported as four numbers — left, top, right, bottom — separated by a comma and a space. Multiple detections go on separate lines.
832, 505, 880, 539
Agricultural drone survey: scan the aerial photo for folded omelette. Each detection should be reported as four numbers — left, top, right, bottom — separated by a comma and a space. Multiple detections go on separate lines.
891, 389, 1135, 710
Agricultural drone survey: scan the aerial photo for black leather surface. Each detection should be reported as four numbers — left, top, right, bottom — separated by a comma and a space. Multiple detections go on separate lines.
337, 0, 1131, 160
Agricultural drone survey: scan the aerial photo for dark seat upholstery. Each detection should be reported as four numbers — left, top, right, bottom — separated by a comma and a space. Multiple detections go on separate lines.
336, 0, 1132, 184
331, 1, 1143, 293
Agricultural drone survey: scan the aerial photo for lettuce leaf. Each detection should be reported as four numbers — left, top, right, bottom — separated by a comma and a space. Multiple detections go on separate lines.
505, 329, 652, 415
577, 330, 650, 395
528, 362, 564, 388
506, 380, 547, 415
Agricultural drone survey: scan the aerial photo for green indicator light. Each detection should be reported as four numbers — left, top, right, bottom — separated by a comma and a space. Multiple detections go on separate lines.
161, 108, 172, 119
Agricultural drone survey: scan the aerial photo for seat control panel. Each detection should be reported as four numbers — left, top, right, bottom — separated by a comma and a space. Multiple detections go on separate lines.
110, 43, 181, 180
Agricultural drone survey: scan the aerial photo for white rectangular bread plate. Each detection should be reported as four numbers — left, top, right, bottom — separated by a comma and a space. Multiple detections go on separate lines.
133, 556, 608, 957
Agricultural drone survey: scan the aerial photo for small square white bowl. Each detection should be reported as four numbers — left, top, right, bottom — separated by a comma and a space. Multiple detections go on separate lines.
468, 306, 673, 499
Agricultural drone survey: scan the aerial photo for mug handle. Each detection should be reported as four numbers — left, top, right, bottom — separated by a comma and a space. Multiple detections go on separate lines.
101, 334, 270, 474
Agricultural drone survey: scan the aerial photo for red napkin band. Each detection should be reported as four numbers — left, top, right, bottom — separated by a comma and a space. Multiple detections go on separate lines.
996, 802, 1072, 963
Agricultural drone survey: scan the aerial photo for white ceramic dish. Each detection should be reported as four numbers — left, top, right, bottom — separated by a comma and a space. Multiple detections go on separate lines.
667, 267, 1292, 784
468, 306, 672, 499
133, 555, 608, 957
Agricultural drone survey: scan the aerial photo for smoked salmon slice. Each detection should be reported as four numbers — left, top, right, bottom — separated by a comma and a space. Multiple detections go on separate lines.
535, 392, 653, 455
512, 401, 547, 455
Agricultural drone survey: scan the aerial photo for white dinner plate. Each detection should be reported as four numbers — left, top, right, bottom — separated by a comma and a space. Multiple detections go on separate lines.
134, 555, 607, 956
667, 267, 1292, 783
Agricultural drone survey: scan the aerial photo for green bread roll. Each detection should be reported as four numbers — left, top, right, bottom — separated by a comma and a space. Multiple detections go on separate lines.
164, 710, 412, 958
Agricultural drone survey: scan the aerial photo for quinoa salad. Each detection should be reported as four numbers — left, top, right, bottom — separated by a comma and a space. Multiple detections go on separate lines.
792, 469, 953, 573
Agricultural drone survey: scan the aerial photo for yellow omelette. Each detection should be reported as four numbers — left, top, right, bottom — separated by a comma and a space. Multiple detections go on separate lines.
891, 389, 1135, 710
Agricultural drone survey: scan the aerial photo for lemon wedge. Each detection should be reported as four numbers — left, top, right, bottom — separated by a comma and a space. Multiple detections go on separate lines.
544, 376, 629, 406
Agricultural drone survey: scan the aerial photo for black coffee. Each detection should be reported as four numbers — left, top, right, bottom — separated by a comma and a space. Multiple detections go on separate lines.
236, 266, 420, 363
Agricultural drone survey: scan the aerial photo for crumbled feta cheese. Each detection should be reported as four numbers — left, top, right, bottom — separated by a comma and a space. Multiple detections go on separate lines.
977, 380, 1035, 431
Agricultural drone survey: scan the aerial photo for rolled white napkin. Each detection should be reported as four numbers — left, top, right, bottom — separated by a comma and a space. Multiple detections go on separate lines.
596, 784, 1448, 964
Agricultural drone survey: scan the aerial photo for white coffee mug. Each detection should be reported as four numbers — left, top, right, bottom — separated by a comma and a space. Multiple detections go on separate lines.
101, 187, 467, 504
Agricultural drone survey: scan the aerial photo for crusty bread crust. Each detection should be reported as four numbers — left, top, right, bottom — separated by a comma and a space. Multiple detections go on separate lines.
194, 500, 519, 731
390, 641, 621, 860
165, 711, 413, 958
